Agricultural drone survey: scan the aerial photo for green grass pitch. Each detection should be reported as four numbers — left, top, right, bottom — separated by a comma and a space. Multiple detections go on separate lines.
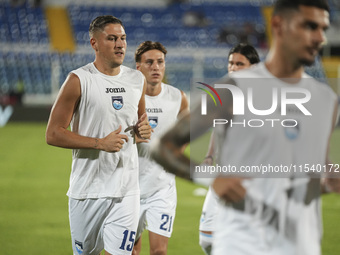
0, 123, 339, 254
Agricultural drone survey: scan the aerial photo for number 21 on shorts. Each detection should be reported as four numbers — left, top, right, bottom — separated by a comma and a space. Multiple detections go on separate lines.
119, 230, 136, 252
160, 214, 173, 232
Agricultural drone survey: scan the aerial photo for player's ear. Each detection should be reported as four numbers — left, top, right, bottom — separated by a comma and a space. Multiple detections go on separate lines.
136, 62, 141, 70
271, 15, 284, 37
90, 37, 98, 51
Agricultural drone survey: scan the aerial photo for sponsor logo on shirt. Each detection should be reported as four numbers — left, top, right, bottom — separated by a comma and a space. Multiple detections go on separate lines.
146, 108, 163, 113
106, 87, 126, 93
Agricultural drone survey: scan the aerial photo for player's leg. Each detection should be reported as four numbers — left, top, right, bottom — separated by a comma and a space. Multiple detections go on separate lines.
132, 205, 147, 255
69, 198, 110, 255
199, 230, 213, 255
103, 194, 140, 255
132, 235, 142, 255
148, 231, 169, 255
145, 183, 177, 255
199, 187, 220, 255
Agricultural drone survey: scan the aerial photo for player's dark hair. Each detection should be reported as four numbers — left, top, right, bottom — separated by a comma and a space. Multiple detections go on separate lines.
228, 43, 260, 65
135, 41, 167, 62
89, 15, 124, 38
273, 0, 329, 15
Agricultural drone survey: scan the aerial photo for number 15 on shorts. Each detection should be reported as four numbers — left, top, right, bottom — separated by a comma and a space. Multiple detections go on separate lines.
160, 214, 173, 232
119, 230, 136, 252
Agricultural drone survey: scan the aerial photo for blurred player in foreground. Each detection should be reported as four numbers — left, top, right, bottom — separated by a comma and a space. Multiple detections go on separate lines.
151, 0, 340, 254
132, 41, 189, 255
46, 15, 151, 255
199, 43, 260, 255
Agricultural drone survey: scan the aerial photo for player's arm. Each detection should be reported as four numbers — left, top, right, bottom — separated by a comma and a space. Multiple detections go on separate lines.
45, 73, 128, 152
201, 132, 215, 166
212, 176, 246, 203
137, 78, 147, 120
135, 78, 152, 142
151, 77, 235, 180
190, 76, 234, 141
178, 90, 190, 153
151, 112, 191, 179
179, 90, 189, 116
322, 100, 340, 193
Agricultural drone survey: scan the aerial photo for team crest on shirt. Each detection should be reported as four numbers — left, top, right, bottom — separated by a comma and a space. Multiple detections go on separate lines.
75, 240, 83, 254
284, 121, 300, 140
112, 96, 124, 110
149, 116, 158, 129
200, 212, 206, 223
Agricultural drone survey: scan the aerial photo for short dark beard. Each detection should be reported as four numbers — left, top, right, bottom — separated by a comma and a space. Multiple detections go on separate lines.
299, 58, 315, 67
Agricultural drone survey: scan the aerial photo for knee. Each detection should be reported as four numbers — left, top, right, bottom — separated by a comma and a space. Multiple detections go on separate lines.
150, 246, 167, 255
132, 239, 141, 255
131, 249, 139, 255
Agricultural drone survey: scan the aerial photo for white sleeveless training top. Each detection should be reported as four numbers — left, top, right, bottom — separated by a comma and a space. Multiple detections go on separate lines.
137, 83, 182, 198
213, 63, 337, 255
67, 63, 144, 199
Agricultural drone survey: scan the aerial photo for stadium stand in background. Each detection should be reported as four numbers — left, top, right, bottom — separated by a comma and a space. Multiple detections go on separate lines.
0, 0, 339, 107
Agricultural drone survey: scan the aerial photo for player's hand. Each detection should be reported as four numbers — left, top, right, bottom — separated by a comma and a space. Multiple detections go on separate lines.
135, 113, 153, 141
324, 177, 340, 193
135, 134, 148, 144
212, 176, 246, 203
201, 156, 213, 166
322, 163, 340, 193
100, 125, 129, 152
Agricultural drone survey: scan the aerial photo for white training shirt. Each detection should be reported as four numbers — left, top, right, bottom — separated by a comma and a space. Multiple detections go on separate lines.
67, 63, 144, 199
212, 63, 337, 255
137, 83, 182, 198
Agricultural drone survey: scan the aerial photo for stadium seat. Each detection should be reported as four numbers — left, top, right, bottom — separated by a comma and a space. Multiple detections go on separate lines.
0, 1, 338, 97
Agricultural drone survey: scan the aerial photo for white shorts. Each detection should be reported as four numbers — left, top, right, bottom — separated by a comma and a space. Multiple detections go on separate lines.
136, 183, 177, 239
199, 186, 219, 232
69, 194, 139, 255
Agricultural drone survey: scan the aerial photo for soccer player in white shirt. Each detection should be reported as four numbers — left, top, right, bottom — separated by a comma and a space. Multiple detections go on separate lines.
46, 16, 152, 255
199, 43, 260, 255
151, 0, 340, 254
132, 41, 189, 255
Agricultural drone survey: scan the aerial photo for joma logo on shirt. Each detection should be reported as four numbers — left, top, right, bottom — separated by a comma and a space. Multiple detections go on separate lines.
146, 108, 163, 113
106, 88, 126, 93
